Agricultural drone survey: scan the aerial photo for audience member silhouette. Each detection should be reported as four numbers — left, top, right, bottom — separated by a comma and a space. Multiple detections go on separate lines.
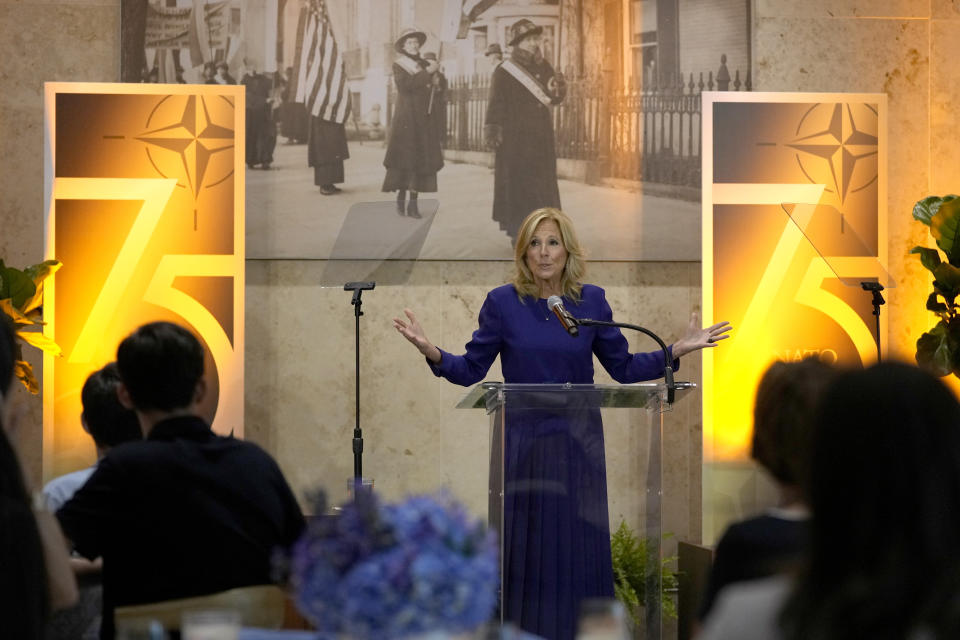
697, 358, 837, 621
57, 321, 305, 640
44, 363, 142, 511
45, 362, 142, 640
700, 362, 960, 640
0, 317, 77, 639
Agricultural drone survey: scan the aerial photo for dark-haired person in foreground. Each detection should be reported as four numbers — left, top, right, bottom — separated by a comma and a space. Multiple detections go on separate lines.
43, 363, 141, 512
44, 362, 142, 640
57, 322, 305, 640
699, 362, 960, 640
696, 358, 837, 624
0, 317, 77, 640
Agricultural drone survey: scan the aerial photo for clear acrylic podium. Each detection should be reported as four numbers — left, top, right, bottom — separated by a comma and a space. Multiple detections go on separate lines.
457, 381, 693, 640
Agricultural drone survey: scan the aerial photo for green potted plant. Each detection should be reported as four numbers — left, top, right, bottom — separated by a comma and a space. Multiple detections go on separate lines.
0, 259, 62, 393
911, 195, 960, 376
611, 519, 679, 632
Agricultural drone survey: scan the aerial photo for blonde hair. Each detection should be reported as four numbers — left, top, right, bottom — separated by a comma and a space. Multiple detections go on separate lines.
511, 207, 586, 301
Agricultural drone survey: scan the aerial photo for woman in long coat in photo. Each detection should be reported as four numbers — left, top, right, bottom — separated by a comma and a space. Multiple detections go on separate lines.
485, 19, 566, 242
382, 28, 444, 217
309, 117, 349, 195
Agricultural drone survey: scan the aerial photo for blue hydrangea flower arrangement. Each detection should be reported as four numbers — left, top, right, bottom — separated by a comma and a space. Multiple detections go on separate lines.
290, 490, 499, 639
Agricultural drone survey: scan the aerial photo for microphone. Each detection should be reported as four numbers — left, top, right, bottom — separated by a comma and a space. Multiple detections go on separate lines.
547, 295, 579, 337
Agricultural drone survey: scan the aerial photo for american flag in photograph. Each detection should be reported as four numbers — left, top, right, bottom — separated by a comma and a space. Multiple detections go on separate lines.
442, 0, 500, 40
293, 0, 351, 124
459, 0, 499, 38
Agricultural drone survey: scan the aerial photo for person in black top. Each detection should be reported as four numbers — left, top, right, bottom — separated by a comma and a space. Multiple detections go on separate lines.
0, 317, 77, 639
697, 358, 837, 623
701, 364, 960, 640
57, 322, 305, 640
202, 62, 217, 84
44, 363, 143, 640
243, 59, 277, 169
279, 65, 308, 144
214, 62, 235, 85
485, 43, 503, 70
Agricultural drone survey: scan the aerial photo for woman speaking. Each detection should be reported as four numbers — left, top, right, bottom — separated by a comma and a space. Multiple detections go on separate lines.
394, 208, 730, 640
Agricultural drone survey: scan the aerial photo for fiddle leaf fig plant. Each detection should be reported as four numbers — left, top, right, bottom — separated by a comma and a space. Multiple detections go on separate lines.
0, 259, 63, 393
911, 195, 960, 376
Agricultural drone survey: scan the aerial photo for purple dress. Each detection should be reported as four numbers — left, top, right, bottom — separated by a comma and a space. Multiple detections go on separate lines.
429, 284, 674, 640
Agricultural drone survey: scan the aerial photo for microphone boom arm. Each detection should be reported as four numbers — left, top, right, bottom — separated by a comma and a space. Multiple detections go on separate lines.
574, 317, 678, 404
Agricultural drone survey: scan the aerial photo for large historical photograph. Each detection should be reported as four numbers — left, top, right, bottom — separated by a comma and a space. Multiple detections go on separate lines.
122, 0, 751, 260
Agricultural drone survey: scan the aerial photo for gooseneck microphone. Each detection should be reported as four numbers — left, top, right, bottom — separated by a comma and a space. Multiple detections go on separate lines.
551, 298, 679, 403
547, 295, 579, 337
547, 294, 678, 402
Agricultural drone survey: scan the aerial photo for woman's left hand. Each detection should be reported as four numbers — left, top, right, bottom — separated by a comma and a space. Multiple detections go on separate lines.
671, 312, 732, 358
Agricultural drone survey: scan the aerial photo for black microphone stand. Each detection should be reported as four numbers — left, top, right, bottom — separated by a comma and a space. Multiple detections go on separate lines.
344, 281, 375, 486
861, 281, 884, 361
572, 317, 678, 404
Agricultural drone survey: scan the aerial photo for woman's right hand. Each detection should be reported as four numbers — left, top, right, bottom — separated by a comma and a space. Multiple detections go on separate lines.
393, 309, 441, 363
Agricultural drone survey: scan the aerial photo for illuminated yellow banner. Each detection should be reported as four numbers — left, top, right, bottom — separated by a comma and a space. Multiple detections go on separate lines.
702, 92, 887, 461
42, 83, 245, 480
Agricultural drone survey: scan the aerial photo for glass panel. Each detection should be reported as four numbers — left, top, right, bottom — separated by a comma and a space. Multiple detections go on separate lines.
456, 382, 679, 410
459, 383, 689, 640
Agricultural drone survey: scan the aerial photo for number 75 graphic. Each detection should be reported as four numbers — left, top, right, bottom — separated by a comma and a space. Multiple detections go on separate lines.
48, 177, 243, 431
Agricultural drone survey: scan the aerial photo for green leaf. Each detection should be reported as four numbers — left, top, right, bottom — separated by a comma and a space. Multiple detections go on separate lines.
610, 520, 678, 623
913, 195, 959, 226
911, 246, 943, 274
933, 262, 960, 297
0, 299, 33, 325
917, 322, 954, 376
16, 329, 62, 357
933, 280, 959, 309
21, 260, 61, 314
23, 260, 61, 283
931, 198, 960, 266
13, 360, 38, 394
927, 292, 949, 314
0, 265, 36, 310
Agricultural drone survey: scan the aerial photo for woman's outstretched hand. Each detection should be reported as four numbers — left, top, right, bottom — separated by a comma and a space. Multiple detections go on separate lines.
671, 312, 732, 358
393, 308, 442, 364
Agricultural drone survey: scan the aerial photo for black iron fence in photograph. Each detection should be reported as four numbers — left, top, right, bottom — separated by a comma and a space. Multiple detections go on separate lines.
400, 61, 751, 189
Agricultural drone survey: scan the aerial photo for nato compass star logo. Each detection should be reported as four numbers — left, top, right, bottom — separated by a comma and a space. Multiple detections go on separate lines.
786, 102, 878, 205
135, 94, 235, 228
